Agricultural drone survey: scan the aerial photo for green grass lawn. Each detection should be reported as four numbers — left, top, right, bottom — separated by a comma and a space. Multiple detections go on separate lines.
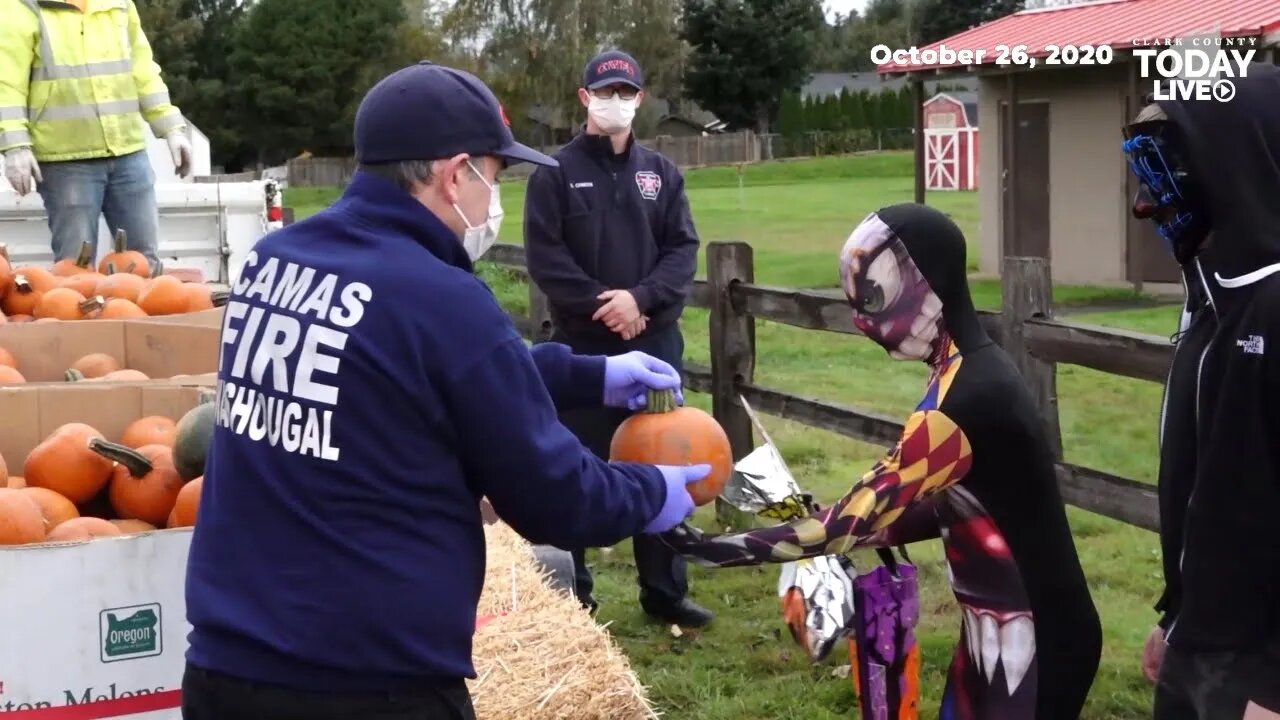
290, 152, 1183, 719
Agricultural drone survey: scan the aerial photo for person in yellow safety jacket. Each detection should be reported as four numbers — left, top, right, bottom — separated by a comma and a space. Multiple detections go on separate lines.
0, 0, 193, 269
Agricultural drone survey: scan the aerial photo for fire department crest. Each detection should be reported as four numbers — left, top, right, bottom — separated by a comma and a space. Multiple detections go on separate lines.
635, 171, 662, 201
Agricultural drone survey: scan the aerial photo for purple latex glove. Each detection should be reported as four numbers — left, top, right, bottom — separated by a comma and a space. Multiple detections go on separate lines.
603, 351, 684, 410
643, 464, 712, 533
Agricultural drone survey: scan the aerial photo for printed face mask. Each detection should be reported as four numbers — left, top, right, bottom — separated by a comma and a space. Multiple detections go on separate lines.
588, 95, 637, 134
1121, 120, 1211, 265
453, 162, 503, 261
839, 213, 944, 361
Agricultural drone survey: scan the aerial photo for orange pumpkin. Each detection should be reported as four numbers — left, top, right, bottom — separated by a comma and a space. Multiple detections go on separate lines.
93, 440, 184, 526
96, 270, 146, 303
51, 240, 96, 277
0, 488, 46, 545
137, 275, 188, 315
25, 422, 115, 504
96, 369, 150, 382
67, 352, 121, 380
0, 346, 15, 368
609, 389, 733, 506
1, 268, 57, 316
60, 272, 106, 297
181, 282, 215, 311
169, 476, 202, 528
111, 518, 158, 534
99, 297, 148, 319
34, 288, 104, 320
46, 516, 123, 542
20, 486, 79, 533
0, 365, 26, 384
97, 229, 151, 278
121, 415, 178, 448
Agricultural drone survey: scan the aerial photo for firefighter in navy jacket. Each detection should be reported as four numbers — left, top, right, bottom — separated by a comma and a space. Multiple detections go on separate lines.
181, 61, 710, 720
523, 50, 711, 627
1123, 63, 1280, 719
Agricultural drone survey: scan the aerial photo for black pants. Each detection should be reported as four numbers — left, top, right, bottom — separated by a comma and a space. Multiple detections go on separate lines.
182, 664, 475, 720
544, 325, 689, 613
1153, 638, 1280, 719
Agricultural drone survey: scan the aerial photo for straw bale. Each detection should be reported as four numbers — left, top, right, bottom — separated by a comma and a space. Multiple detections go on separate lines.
470, 522, 658, 720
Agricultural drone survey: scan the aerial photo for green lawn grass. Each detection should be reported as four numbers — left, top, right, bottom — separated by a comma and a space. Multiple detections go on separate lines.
290, 153, 1183, 719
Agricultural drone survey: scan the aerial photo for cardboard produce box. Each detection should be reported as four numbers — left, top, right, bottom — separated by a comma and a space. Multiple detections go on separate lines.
135, 307, 225, 328
0, 384, 208, 719
0, 321, 221, 385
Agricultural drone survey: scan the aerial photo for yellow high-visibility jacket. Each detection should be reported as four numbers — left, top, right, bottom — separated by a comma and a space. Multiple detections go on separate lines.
0, 0, 186, 163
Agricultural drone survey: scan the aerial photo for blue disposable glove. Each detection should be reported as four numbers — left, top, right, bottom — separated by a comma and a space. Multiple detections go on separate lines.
603, 351, 684, 410
642, 464, 712, 533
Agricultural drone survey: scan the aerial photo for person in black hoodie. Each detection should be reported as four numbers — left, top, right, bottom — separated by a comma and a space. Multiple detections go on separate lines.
523, 50, 711, 627
1123, 63, 1280, 719
661, 203, 1102, 718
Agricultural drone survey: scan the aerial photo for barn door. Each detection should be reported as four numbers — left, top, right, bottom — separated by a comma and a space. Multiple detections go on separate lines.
925, 130, 959, 190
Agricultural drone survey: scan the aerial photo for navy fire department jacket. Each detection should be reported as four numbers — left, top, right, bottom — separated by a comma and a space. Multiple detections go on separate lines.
524, 129, 700, 342
183, 170, 668, 692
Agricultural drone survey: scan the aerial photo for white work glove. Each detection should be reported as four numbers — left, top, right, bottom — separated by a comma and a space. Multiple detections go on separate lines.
3, 147, 41, 196
166, 131, 192, 178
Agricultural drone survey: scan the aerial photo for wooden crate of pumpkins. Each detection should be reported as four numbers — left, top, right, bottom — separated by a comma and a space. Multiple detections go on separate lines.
0, 235, 226, 324
0, 319, 221, 385
0, 384, 215, 546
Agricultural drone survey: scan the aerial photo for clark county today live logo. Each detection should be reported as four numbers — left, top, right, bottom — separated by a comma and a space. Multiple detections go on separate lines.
1133, 33, 1258, 103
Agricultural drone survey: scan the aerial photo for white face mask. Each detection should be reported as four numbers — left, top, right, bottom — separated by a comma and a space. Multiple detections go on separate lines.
588, 95, 637, 134
453, 161, 503, 261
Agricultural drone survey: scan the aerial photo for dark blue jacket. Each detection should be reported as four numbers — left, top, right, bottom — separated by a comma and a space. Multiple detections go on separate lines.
184, 170, 668, 692
524, 131, 699, 342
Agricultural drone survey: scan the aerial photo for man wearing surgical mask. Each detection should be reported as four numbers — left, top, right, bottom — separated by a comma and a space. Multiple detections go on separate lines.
525, 50, 708, 627
181, 61, 712, 719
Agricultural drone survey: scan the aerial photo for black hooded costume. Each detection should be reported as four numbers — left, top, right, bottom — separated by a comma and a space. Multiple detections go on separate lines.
1123, 63, 1280, 714
662, 203, 1102, 718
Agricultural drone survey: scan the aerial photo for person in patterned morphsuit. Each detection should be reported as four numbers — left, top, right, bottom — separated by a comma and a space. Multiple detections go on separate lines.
662, 203, 1103, 719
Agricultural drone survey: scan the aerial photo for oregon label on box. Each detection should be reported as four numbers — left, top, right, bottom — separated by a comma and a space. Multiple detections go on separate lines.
0, 530, 191, 719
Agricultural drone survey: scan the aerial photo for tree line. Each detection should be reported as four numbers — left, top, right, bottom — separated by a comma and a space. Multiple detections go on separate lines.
135, 0, 1023, 172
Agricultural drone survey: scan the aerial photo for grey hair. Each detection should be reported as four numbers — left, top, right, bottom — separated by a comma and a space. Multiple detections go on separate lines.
1134, 102, 1168, 123
358, 159, 436, 192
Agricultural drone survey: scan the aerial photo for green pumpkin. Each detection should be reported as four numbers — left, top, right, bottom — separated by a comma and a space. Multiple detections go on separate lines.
173, 395, 216, 482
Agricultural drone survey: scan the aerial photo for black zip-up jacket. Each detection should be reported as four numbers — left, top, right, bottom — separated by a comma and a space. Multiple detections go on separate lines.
1151, 64, 1280, 692
524, 130, 700, 343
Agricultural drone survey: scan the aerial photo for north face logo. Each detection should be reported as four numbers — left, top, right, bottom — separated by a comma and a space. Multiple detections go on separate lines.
1237, 335, 1265, 355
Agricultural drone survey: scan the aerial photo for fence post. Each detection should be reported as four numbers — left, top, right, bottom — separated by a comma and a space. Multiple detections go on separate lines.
1001, 256, 1063, 458
707, 242, 757, 528
527, 280, 554, 344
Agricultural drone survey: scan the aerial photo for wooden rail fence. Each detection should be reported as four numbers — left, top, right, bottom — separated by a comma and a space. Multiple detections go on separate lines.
485, 241, 1168, 533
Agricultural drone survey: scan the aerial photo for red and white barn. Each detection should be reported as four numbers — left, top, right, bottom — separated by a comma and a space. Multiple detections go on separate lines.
923, 91, 978, 191
881, 0, 1280, 289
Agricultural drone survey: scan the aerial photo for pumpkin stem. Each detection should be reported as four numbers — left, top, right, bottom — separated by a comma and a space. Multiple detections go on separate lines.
123, 261, 137, 275
65, 368, 85, 382
196, 389, 216, 405
78, 295, 105, 318
74, 240, 94, 269
113, 228, 127, 255
13, 274, 30, 294
0, 243, 8, 262
643, 387, 676, 414
153, 259, 164, 277
88, 437, 154, 478
211, 289, 229, 307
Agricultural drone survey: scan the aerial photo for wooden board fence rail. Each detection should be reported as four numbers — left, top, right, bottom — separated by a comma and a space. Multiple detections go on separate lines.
485, 241, 1167, 532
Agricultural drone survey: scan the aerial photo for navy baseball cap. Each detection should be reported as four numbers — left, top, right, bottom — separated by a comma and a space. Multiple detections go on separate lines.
582, 50, 644, 91
354, 61, 556, 168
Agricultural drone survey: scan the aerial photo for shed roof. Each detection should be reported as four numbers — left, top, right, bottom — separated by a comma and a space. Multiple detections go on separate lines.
878, 0, 1280, 75
927, 91, 979, 126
